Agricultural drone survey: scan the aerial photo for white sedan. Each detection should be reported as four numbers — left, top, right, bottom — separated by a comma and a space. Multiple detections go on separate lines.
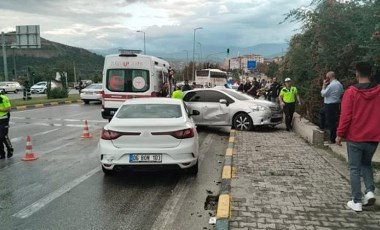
99, 98, 199, 175
80, 83, 102, 104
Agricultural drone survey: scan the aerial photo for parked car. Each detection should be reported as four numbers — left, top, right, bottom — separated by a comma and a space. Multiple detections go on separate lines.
0, 82, 20, 94
30, 81, 48, 94
183, 88, 283, 131
99, 98, 200, 175
80, 83, 102, 104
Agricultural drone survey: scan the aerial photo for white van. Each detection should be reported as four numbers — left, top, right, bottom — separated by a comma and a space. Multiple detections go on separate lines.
101, 50, 171, 120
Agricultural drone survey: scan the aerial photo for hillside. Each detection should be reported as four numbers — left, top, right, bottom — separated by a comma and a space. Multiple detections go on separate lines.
0, 32, 104, 83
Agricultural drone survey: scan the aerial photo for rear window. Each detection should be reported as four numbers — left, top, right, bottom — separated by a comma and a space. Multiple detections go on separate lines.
106, 69, 149, 92
116, 104, 182, 118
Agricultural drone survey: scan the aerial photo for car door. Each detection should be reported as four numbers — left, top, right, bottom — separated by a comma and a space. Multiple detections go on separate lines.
183, 90, 205, 124
202, 90, 231, 125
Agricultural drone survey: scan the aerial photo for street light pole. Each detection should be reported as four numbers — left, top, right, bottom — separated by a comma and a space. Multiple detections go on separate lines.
183, 50, 189, 81
192, 27, 202, 81
136, 30, 146, 54
1, 32, 9, 81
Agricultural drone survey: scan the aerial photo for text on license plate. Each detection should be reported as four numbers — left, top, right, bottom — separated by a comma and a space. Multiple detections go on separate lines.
129, 154, 162, 163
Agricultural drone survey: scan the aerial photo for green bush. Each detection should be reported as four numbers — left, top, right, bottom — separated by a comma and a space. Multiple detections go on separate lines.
48, 88, 69, 99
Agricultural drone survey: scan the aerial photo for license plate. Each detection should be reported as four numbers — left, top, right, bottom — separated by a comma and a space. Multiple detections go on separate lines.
129, 154, 162, 163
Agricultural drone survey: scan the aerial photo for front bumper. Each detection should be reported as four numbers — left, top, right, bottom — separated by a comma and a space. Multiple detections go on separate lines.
249, 110, 283, 126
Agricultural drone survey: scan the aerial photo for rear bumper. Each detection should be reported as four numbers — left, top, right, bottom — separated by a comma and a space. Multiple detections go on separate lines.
99, 138, 199, 170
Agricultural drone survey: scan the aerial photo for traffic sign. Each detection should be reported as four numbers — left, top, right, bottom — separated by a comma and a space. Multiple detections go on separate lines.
247, 60, 256, 69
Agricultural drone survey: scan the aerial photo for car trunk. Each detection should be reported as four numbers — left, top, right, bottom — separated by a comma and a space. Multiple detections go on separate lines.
106, 118, 189, 149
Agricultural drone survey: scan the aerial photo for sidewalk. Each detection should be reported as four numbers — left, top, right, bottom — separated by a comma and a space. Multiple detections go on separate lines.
229, 127, 380, 230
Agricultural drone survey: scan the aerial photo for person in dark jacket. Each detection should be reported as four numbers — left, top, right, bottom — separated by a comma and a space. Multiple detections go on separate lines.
181, 80, 192, 92
269, 77, 281, 103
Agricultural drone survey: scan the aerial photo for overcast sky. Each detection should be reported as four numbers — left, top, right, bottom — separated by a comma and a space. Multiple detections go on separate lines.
0, 0, 311, 55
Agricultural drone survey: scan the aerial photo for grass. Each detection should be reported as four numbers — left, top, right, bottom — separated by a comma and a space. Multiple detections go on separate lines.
11, 94, 81, 107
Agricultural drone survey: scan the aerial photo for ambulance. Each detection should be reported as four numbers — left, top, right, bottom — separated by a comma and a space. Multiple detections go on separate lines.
101, 50, 171, 120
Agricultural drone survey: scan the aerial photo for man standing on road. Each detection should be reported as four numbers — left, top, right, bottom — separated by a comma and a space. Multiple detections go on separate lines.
181, 80, 192, 92
320, 71, 344, 143
279, 78, 301, 131
269, 77, 281, 103
336, 62, 380, 212
0, 92, 13, 159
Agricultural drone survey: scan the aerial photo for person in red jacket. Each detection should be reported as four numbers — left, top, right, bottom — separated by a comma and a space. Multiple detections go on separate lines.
336, 62, 380, 212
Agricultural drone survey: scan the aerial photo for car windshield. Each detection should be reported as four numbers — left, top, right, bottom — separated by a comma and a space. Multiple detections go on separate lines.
85, 84, 102, 90
220, 89, 254, 101
116, 104, 182, 119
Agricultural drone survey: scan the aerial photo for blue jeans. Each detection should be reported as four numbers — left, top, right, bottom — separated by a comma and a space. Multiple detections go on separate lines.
347, 141, 378, 203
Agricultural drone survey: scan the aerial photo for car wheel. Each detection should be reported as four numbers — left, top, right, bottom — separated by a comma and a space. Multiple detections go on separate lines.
186, 160, 198, 175
102, 166, 115, 176
233, 113, 253, 131
43, 89, 47, 94
83, 100, 90, 104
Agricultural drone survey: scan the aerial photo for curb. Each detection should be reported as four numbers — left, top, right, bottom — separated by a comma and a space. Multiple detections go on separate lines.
12, 100, 83, 111
215, 129, 235, 230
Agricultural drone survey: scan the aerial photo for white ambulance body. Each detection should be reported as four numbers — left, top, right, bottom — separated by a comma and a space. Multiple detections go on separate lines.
101, 50, 171, 119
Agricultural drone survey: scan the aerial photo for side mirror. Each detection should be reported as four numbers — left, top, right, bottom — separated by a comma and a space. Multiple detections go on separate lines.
219, 99, 228, 106
190, 110, 200, 116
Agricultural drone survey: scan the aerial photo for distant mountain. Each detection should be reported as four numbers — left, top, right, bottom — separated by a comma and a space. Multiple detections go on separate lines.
0, 32, 104, 82
89, 43, 289, 61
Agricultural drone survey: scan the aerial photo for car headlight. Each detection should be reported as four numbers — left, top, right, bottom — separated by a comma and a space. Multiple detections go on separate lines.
250, 105, 266, 111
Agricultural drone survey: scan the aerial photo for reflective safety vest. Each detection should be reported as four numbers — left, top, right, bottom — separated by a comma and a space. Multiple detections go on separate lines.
0, 95, 11, 118
171, 90, 184, 99
280, 86, 298, 103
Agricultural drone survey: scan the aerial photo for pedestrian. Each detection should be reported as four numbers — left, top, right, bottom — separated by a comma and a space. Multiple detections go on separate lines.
243, 80, 251, 93
158, 81, 169, 97
268, 77, 281, 103
181, 80, 192, 92
247, 78, 259, 98
319, 71, 344, 143
0, 92, 13, 159
336, 62, 380, 212
171, 85, 184, 99
279, 78, 301, 131
237, 82, 244, 92
191, 82, 197, 89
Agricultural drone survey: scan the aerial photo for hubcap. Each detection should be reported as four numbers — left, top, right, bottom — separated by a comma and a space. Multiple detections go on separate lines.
235, 115, 250, 130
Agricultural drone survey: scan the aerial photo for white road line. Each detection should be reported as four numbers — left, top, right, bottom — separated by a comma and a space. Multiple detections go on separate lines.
151, 133, 214, 230
13, 166, 100, 219
10, 128, 60, 143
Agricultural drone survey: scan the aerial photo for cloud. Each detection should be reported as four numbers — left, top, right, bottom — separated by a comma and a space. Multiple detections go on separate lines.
0, 0, 311, 53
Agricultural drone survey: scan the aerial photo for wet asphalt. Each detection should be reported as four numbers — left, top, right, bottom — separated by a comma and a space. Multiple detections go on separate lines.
0, 102, 229, 230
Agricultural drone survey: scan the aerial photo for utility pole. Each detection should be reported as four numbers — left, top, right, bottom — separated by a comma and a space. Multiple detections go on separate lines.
192, 27, 203, 81
1, 32, 9, 81
73, 61, 77, 84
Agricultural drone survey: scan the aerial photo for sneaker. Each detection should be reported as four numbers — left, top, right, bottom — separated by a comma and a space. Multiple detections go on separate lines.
0, 155, 5, 160
347, 200, 362, 212
363, 192, 376, 206
7, 149, 13, 158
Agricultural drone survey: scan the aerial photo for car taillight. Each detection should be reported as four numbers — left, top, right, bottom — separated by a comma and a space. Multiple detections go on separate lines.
152, 128, 195, 139
101, 129, 140, 140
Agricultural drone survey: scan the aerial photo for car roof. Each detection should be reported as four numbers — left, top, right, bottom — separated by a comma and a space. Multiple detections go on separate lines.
121, 97, 184, 105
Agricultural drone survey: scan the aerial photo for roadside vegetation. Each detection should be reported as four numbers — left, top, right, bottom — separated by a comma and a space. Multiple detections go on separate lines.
264, 0, 380, 124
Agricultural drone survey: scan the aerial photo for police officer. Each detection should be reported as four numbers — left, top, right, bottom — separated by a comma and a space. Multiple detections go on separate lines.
171, 85, 184, 99
279, 78, 301, 131
0, 92, 13, 159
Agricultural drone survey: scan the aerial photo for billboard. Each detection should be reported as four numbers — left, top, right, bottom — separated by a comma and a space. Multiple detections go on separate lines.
16, 25, 41, 48
247, 60, 256, 69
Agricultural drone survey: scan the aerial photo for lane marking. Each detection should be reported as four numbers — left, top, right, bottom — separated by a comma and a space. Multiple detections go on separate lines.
10, 128, 60, 143
216, 194, 230, 218
13, 166, 100, 219
151, 133, 214, 230
228, 137, 235, 143
226, 148, 233, 156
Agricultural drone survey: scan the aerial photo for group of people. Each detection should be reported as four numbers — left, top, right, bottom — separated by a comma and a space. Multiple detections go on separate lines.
157, 80, 196, 100
236, 62, 379, 212
282, 62, 379, 212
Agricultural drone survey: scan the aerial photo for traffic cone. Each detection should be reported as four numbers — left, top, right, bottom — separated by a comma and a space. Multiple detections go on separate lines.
81, 120, 93, 139
22, 135, 38, 161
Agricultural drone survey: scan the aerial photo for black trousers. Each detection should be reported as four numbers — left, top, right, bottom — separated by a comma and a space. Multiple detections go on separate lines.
324, 103, 340, 143
283, 102, 296, 130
